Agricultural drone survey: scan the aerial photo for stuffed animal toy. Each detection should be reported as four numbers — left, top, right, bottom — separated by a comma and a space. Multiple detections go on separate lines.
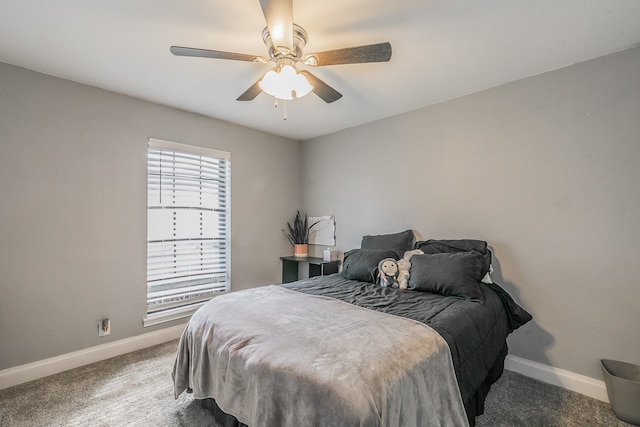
396, 249, 424, 290
377, 258, 399, 288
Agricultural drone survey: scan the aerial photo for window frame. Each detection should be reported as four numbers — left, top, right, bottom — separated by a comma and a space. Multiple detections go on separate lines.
143, 138, 231, 327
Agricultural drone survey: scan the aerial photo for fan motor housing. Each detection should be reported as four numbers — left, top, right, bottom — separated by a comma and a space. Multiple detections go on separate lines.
262, 24, 307, 60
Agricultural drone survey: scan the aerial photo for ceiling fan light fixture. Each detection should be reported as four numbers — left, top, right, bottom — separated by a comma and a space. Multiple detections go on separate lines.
259, 64, 312, 100
171, 3, 391, 106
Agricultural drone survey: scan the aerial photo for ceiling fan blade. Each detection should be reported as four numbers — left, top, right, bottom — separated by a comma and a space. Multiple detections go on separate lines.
171, 46, 260, 62
259, 0, 294, 54
299, 70, 342, 103
236, 77, 264, 101
304, 42, 392, 66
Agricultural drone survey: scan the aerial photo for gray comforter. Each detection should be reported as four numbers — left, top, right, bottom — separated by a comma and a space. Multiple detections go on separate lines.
173, 285, 469, 427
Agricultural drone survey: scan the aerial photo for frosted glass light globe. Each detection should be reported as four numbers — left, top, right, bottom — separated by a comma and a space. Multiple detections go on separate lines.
259, 65, 313, 100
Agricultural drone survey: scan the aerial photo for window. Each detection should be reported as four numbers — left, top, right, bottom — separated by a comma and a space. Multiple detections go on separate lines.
144, 138, 230, 326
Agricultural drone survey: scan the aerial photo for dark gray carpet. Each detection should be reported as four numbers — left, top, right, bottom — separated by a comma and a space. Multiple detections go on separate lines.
476, 369, 632, 426
0, 340, 632, 426
0, 341, 212, 427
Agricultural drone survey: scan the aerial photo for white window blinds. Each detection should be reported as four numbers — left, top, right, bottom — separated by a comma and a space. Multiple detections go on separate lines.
147, 138, 230, 316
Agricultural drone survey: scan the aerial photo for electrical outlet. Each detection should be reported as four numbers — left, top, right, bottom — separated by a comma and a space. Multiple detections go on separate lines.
98, 318, 110, 337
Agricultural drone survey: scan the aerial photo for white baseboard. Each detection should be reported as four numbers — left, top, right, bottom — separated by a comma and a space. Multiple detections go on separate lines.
0, 324, 185, 391
505, 354, 609, 402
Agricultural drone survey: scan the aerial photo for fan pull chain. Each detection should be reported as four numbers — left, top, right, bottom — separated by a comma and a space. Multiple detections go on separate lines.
272, 98, 287, 120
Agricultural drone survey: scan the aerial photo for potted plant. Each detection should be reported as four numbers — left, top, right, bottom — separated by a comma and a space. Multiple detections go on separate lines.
283, 211, 319, 257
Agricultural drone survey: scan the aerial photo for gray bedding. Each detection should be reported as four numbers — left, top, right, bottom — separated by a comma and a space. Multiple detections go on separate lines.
173, 285, 469, 427
284, 274, 532, 424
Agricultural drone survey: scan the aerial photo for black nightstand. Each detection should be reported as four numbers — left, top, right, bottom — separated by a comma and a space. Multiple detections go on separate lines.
280, 256, 340, 284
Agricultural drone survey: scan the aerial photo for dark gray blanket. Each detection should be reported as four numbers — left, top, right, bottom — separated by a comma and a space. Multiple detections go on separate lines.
173, 285, 469, 427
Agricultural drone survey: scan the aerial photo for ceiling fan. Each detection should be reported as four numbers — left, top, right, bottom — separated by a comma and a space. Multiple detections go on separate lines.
170, 0, 392, 104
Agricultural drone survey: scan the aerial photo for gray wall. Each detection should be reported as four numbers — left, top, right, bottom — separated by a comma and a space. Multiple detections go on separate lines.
0, 62, 301, 370
302, 46, 640, 380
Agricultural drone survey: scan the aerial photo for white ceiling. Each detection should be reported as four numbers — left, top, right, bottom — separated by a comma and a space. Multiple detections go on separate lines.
1, 1, 639, 141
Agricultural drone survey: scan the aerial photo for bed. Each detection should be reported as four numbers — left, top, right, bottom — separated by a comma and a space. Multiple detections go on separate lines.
173, 234, 532, 426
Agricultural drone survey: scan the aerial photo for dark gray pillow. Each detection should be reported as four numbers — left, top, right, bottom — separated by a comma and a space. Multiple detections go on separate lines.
414, 239, 492, 278
407, 252, 484, 302
341, 249, 398, 283
361, 230, 414, 258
